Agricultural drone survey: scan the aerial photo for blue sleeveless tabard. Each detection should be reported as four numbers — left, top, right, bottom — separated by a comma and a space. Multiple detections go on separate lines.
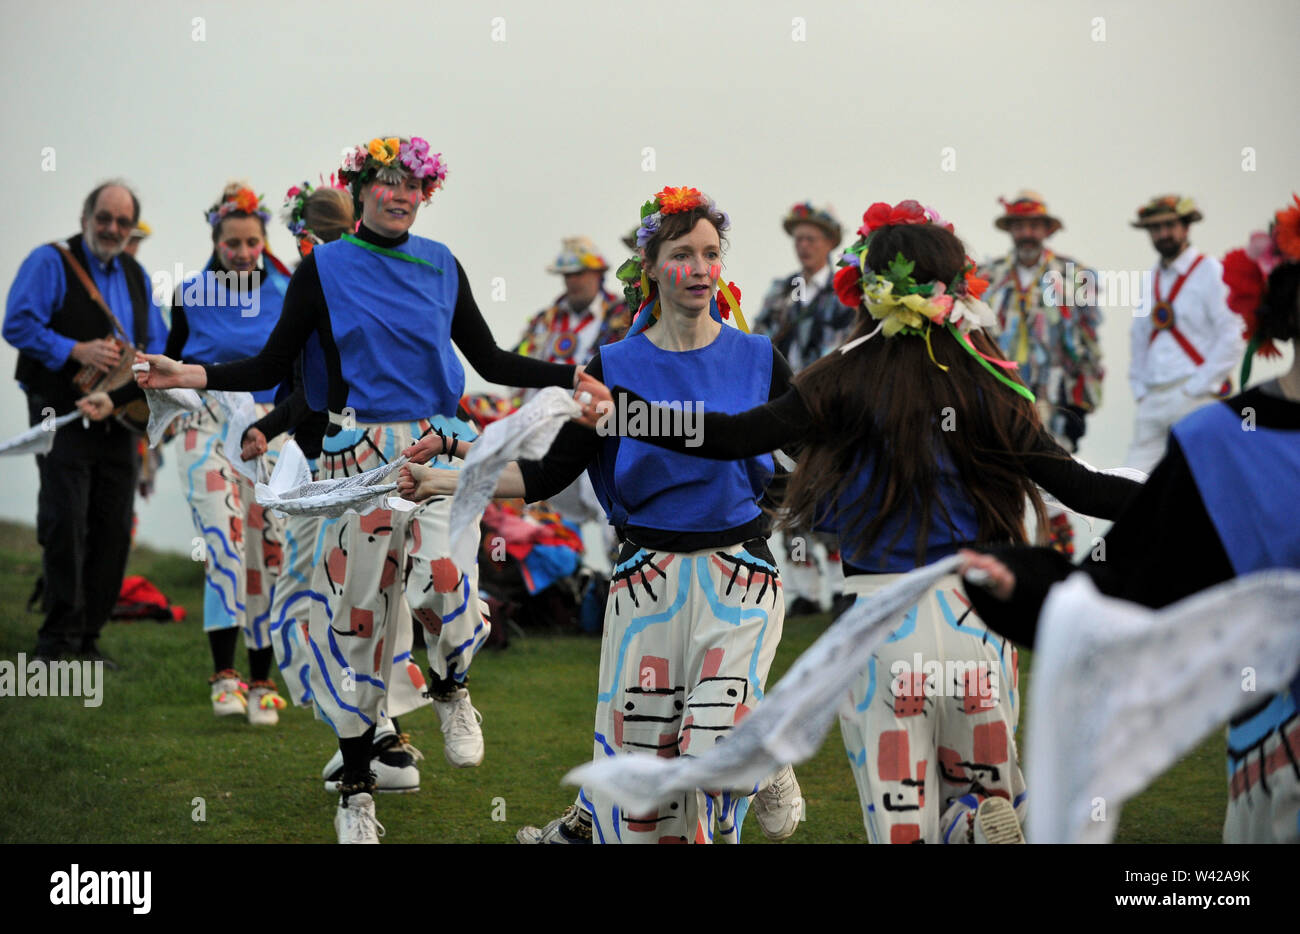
313, 235, 463, 423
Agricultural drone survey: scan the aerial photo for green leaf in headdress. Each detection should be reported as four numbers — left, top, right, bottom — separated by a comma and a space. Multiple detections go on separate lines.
639, 200, 658, 220
887, 253, 914, 279
616, 257, 642, 283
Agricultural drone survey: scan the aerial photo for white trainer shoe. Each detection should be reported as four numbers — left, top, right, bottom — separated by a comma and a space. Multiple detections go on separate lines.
972, 796, 1024, 844
516, 805, 592, 844
752, 764, 804, 841
322, 733, 423, 794
432, 687, 484, 768
209, 670, 247, 717
335, 792, 385, 844
246, 681, 286, 726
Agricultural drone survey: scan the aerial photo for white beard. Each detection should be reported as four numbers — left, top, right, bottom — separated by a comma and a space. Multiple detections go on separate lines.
82, 225, 125, 262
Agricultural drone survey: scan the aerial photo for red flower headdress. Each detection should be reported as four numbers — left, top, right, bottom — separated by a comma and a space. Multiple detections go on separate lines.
615, 186, 744, 336
833, 200, 1028, 401
1223, 194, 1300, 383
206, 186, 271, 227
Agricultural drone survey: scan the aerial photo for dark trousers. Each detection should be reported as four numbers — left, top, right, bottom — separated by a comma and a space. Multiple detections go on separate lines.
27, 396, 138, 656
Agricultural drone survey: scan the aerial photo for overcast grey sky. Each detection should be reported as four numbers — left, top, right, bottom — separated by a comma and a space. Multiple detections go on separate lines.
2, 0, 1296, 553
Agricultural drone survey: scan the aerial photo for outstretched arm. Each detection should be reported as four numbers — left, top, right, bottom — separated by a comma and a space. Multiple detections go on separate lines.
397, 460, 528, 501
597, 383, 812, 460
960, 436, 1235, 647
136, 262, 322, 392
1018, 428, 1142, 520
450, 259, 579, 390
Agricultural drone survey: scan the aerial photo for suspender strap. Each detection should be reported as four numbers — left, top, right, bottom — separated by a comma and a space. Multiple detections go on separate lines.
1154, 253, 1205, 307
50, 241, 133, 344
1148, 253, 1207, 365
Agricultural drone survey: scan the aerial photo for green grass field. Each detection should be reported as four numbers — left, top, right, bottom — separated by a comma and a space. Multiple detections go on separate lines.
0, 520, 1226, 843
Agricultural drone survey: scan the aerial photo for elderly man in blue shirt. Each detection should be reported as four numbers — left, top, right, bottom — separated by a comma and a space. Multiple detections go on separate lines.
4, 180, 168, 666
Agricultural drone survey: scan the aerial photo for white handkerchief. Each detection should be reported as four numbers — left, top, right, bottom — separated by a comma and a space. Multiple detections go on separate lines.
255, 451, 409, 518
142, 387, 203, 447
0, 411, 81, 457
1026, 570, 1300, 843
265, 438, 312, 494
213, 391, 262, 484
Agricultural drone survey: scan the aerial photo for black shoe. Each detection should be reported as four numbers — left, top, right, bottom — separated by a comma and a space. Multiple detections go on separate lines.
787, 597, 823, 618
424, 666, 465, 701
830, 593, 857, 621
78, 648, 122, 671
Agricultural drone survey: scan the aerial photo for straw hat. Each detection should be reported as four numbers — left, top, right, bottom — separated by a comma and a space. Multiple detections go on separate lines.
547, 236, 607, 274
994, 190, 1062, 234
782, 202, 842, 246
1131, 194, 1203, 228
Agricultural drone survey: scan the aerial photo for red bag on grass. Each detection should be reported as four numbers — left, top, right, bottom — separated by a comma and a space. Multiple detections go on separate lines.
111, 575, 187, 623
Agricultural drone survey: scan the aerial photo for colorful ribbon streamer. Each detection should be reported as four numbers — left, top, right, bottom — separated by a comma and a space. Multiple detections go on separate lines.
946, 323, 1036, 402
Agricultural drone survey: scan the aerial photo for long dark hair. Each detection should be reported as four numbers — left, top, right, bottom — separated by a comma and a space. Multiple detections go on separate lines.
779, 223, 1051, 566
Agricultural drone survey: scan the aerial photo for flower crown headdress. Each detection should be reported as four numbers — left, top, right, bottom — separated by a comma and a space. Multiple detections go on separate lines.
614, 186, 746, 335
832, 199, 1032, 401
206, 186, 271, 228
338, 137, 447, 204
1222, 193, 1300, 385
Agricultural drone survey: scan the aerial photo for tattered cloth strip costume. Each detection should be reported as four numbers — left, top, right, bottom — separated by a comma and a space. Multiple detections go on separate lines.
755, 202, 853, 372
200, 221, 577, 739
512, 238, 629, 560
981, 200, 1104, 554
980, 255, 1103, 430
518, 235, 629, 378
754, 202, 851, 611
166, 254, 291, 646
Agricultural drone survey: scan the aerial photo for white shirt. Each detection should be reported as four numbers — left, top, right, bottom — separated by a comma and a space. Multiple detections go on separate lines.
1129, 246, 1242, 399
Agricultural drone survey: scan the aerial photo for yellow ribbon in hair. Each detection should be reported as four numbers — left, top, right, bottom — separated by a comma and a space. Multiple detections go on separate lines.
924, 323, 949, 372
717, 281, 749, 332
639, 268, 662, 321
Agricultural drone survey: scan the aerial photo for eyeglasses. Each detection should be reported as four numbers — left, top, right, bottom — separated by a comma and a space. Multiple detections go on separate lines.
93, 211, 136, 230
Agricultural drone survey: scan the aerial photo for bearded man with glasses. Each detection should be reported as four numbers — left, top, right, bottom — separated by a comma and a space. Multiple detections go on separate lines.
3, 180, 168, 666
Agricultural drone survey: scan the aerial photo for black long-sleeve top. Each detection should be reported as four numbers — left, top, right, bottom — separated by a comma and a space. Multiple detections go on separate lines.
601, 381, 1140, 570
201, 225, 577, 407
248, 366, 330, 459
517, 343, 795, 552
965, 387, 1300, 647
168, 280, 328, 456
